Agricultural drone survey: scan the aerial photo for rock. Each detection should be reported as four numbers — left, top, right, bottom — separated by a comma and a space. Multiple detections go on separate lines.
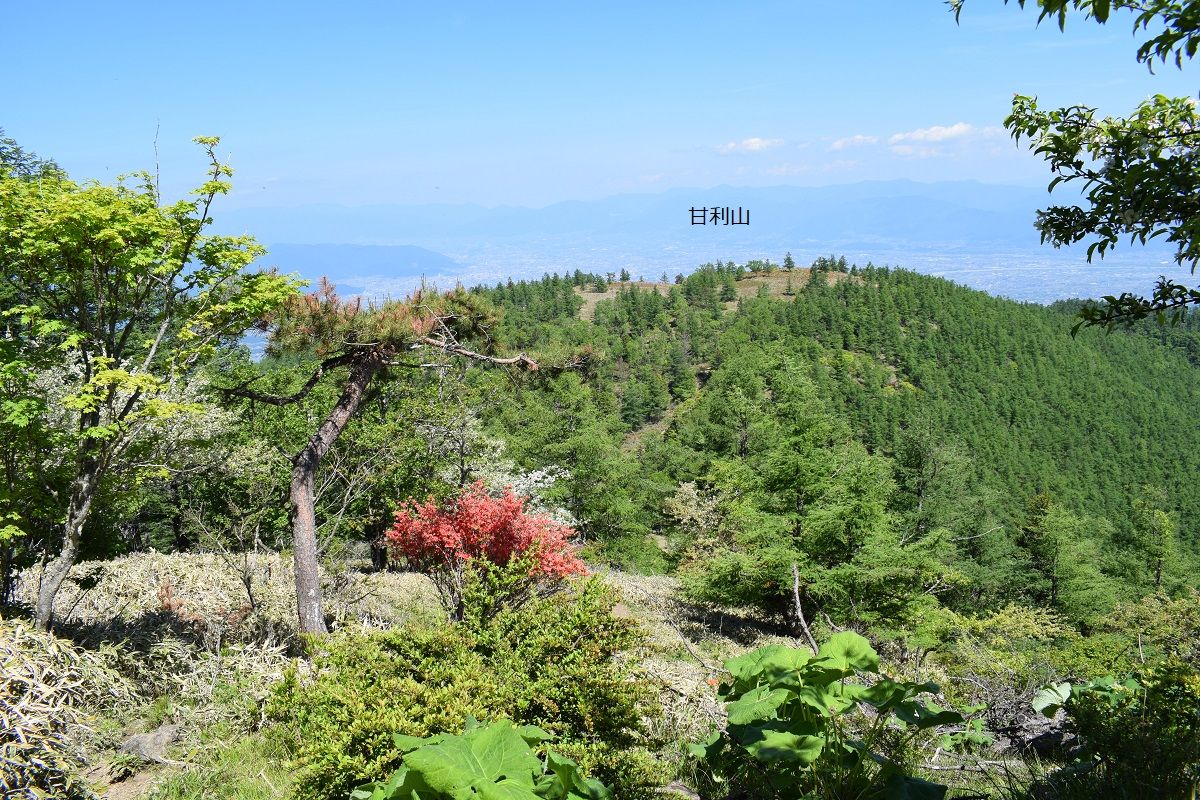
999, 707, 1077, 758
657, 782, 701, 799
119, 723, 180, 764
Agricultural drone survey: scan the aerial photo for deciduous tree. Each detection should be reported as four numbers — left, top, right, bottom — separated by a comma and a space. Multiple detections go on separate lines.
0, 137, 298, 629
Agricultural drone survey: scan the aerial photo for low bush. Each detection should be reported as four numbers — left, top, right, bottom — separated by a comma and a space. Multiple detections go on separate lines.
691, 633, 960, 800
266, 573, 665, 800
1034, 659, 1200, 798
387, 482, 586, 619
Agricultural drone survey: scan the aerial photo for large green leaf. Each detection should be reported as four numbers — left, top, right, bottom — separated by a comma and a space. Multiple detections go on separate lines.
723, 645, 811, 693
393, 733, 437, 753
538, 751, 612, 800
725, 685, 791, 725
741, 727, 825, 765
516, 725, 554, 747
686, 730, 724, 763
796, 681, 859, 717
351, 764, 434, 800
1032, 681, 1072, 718
815, 632, 879, 673
892, 701, 964, 731
877, 773, 949, 800
401, 720, 543, 798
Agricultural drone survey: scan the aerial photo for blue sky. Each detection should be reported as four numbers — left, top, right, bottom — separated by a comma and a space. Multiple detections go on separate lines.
3, 1, 1194, 208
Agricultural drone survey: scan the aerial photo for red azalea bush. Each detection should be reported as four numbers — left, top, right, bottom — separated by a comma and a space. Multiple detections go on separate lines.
387, 481, 587, 616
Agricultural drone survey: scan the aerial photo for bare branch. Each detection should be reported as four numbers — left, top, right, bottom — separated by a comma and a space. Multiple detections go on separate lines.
417, 336, 540, 370
791, 563, 820, 655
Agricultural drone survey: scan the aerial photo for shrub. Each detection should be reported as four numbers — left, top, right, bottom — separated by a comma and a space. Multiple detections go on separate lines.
691, 633, 960, 800
1033, 659, 1200, 798
387, 481, 586, 617
266, 574, 664, 800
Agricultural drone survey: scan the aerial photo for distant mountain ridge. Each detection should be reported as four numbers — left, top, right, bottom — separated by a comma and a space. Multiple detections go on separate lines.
227, 180, 1049, 248
224, 180, 1184, 304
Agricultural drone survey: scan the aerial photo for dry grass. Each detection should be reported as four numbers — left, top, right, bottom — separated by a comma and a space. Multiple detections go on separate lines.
1, 617, 134, 799
9, 553, 806, 797
574, 270, 858, 320
595, 569, 808, 760
18, 551, 443, 650
13, 553, 447, 797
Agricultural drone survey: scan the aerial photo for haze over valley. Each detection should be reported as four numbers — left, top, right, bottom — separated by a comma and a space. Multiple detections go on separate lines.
236, 179, 1185, 303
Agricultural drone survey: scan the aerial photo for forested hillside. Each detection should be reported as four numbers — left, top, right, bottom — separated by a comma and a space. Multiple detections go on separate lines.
5, 133, 1200, 800
475, 263, 1200, 620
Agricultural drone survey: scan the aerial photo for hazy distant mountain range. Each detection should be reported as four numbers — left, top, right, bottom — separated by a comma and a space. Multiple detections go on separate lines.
231, 180, 1186, 304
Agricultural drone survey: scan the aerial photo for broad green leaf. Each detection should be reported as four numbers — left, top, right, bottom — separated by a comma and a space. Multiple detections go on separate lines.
723, 644, 811, 693
741, 727, 825, 765
402, 720, 542, 796
1032, 681, 1072, 718
815, 632, 879, 673
392, 733, 432, 752
351, 764, 430, 799
517, 724, 554, 746
686, 730, 724, 763
878, 773, 949, 800
796, 681, 858, 717
725, 686, 791, 725
852, 679, 909, 710
540, 751, 612, 800
893, 701, 964, 730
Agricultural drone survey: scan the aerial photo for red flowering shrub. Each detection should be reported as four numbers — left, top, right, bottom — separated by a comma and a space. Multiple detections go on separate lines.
387, 482, 586, 616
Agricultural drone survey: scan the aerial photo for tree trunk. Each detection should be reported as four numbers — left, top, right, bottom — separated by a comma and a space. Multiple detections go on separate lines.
290, 463, 326, 634
170, 477, 189, 552
290, 356, 379, 635
35, 461, 99, 630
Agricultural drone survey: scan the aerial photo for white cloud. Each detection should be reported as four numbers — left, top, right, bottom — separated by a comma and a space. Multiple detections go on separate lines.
886, 123, 1006, 157
888, 122, 974, 145
718, 137, 784, 154
830, 134, 878, 151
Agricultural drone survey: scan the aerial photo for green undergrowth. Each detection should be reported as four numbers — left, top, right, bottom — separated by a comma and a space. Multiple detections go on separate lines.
266, 574, 668, 800
143, 727, 293, 800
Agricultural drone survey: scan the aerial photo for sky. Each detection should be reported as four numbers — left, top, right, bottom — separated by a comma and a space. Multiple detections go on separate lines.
3, 1, 1196, 209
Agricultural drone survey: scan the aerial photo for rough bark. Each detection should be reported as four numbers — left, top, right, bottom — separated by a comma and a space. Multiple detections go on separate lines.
290, 465, 325, 634
290, 356, 380, 635
34, 460, 99, 630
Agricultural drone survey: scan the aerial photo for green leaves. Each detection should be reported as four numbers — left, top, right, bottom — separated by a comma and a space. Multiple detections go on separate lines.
402, 721, 542, 798
1032, 680, 1073, 718
695, 638, 958, 797
724, 644, 811, 694
740, 727, 825, 765
816, 631, 880, 673
982, 1, 1200, 326
352, 720, 611, 800
725, 686, 791, 725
